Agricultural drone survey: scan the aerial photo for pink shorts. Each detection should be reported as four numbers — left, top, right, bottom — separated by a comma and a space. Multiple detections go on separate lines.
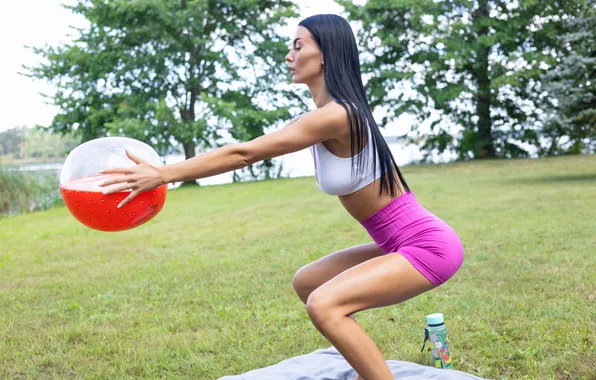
359, 191, 464, 286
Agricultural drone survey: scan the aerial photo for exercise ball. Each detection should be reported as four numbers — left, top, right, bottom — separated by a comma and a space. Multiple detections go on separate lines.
59, 137, 167, 232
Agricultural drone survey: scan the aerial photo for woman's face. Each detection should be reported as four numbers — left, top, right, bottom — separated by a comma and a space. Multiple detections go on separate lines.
285, 26, 324, 85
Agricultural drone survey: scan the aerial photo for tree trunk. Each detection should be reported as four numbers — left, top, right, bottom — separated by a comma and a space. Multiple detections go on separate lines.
474, 0, 496, 158
178, 86, 199, 187
176, 141, 198, 187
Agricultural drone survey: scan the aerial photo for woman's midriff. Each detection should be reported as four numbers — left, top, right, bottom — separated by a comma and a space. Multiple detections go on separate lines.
339, 176, 407, 222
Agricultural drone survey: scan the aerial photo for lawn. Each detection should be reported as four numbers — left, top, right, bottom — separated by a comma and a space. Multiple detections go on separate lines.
1, 155, 594, 379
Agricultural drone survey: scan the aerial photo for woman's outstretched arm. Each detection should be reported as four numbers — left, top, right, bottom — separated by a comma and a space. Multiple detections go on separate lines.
99, 103, 346, 206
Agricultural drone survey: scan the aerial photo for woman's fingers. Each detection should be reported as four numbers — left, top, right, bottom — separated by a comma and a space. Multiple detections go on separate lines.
125, 149, 146, 165
100, 167, 132, 175
98, 174, 130, 187
117, 191, 139, 208
97, 151, 152, 202
100, 149, 145, 175
101, 182, 132, 195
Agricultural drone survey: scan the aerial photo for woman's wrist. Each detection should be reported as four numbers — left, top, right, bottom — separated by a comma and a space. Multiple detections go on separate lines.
158, 165, 173, 185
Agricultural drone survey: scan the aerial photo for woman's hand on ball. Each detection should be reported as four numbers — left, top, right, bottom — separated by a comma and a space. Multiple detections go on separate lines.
99, 149, 166, 208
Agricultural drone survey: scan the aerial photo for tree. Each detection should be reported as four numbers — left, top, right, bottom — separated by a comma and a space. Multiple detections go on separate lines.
25, 0, 301, 184
22, 127, 79, 160
341, 0, 583, 160
0, 127, 26, 159
0, 126, 79, 161
541, 0, 596, 155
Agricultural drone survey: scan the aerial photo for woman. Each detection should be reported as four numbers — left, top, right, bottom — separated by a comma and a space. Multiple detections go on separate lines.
100, 14, 464, 380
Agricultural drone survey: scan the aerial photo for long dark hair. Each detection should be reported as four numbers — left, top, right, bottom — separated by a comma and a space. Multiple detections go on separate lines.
299, 14, 409, 196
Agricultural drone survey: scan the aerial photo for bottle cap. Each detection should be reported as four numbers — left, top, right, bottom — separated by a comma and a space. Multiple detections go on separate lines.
426, 313, 444, 326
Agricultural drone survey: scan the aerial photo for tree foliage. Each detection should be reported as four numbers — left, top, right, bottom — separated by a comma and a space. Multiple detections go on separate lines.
342, 0, 585, 160
541, 0, 596, 155
25, 0, 302, 182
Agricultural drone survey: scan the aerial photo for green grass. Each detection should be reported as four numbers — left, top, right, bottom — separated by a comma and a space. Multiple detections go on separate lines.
1, 155, 595, 379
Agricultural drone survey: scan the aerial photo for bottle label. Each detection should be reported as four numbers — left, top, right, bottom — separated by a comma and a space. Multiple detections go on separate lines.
429, 330, 452, 368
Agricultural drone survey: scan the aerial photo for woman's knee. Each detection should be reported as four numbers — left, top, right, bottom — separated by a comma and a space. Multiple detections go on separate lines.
292, 266, 311, 301
305, 289, 340, 328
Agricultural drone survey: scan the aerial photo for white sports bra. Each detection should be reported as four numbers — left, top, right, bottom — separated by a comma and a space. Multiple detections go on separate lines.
309, 122, 383, 196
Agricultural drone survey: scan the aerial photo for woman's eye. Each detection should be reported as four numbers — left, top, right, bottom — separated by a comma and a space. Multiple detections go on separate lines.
294, 47, 301, 51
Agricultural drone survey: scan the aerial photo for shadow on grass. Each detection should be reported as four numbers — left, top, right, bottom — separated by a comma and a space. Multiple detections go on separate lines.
509, 173, 596, 184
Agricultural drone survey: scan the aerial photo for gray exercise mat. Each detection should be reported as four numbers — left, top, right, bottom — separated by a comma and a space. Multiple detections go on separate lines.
219, 346, 486, 380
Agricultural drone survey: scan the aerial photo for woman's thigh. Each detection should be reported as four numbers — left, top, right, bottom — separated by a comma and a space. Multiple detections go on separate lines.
293, 242, 384, 303
306, 252, 436, 323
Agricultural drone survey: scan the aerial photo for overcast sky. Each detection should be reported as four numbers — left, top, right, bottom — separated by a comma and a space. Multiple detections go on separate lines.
1, 0, 412, 137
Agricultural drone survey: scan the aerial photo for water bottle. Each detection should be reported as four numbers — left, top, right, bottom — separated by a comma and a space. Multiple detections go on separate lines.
420, 313, 452, 368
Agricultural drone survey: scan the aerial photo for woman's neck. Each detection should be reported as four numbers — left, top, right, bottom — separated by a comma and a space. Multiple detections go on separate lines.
308, 79, 334, 108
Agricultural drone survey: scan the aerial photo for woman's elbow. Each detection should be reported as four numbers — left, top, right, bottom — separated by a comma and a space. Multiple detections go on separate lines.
235, 139, 285, 166
233, 143, 257, 167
